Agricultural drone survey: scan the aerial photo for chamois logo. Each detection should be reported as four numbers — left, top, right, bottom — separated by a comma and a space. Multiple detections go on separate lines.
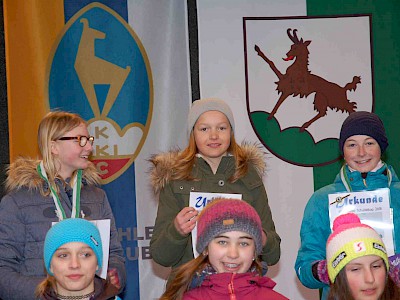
47, 2, 153, 183
254, 28, 361, 132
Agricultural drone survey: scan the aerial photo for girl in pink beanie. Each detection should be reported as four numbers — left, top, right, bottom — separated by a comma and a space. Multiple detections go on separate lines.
326, 213, 399, 300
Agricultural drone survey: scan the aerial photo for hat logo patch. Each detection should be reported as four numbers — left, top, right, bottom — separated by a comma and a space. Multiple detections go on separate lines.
90, 235, 99, 246
332, 251, 347, 268
223, 219, 235, 226
373, 242, 386, 254
354, 241, 366, 253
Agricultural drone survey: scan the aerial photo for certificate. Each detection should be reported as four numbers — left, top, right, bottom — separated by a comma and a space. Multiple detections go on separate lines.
328, 188, 394, 256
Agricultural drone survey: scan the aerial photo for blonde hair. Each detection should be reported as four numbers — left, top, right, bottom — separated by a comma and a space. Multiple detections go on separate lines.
170, 131, 249, 182
37, 111, 99, 194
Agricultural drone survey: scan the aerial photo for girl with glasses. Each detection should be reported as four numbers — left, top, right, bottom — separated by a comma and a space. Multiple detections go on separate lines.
0, 111, 126, 299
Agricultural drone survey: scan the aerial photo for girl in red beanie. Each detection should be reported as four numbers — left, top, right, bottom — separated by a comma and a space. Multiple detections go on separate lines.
159, 198, 288, 300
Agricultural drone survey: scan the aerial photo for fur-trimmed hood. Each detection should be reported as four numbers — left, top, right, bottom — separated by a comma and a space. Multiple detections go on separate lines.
5, 156, 100, 194
149, 142, 266, 192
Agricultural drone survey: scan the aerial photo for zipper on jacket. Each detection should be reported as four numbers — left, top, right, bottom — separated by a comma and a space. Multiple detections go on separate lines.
361, 172, 368, 188
228, 273, 236, 300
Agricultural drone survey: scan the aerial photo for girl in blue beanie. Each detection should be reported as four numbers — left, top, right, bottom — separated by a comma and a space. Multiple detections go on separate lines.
36, 218, 120, 300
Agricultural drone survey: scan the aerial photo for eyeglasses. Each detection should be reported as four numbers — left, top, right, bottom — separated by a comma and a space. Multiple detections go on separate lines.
58, 136, 95, 147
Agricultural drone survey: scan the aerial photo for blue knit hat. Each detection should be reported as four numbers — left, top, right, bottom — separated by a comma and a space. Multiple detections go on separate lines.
339, 111, 388, 154
44, 218, 103, 275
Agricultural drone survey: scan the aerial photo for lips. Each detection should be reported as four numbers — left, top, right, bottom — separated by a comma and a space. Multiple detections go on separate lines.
207, 143, 221, 148
67, 274, 83, 280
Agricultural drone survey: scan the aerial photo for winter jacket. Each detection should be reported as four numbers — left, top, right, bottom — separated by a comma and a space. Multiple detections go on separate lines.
149, 144, 281, 270
295, 163, 400, 300
0, 158, 126, 300
182, 272, 289, 300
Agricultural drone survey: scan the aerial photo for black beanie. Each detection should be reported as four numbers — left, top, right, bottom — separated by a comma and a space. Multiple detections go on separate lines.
339, 111, 388, 154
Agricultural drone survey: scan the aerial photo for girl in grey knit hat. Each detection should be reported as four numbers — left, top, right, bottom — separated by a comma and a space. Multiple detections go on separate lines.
149, 98, 281, 284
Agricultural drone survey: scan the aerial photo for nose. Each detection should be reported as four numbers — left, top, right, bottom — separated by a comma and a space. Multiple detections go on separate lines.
70, 255, 81, 269
209, 128, 218, 139
358, 145, 366, 156
227, 245, 239, 259
84, 141, 93, 151
364, 268, 375, 283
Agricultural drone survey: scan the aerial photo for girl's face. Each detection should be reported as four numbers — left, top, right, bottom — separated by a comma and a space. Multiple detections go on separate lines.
51, 242, 98, 296
193, 111, 231, 165
343, 135, 381, 173
345, 255, 387, 300
51, 123, 93, 179
206, 231, 255, 274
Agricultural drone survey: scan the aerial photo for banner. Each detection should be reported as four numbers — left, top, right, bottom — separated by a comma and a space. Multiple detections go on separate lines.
197, 1, 400, 299
4, 1, 190, 299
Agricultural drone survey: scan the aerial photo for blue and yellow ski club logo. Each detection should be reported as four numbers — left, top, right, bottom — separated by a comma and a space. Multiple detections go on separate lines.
46, 3, 152, 184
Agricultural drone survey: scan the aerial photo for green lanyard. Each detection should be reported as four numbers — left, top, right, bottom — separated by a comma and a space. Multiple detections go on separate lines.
37, 161, 82, 220
340, 163, 392, 192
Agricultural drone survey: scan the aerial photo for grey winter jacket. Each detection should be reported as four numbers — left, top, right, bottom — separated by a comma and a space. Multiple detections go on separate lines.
0, 158, 126, 300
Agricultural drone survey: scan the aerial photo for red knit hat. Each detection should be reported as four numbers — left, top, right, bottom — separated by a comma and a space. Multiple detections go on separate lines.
196, 198, 263, 255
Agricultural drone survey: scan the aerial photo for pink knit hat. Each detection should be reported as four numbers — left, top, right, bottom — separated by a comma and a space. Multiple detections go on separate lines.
196, 198, 263, 255
326, 213, 389, 283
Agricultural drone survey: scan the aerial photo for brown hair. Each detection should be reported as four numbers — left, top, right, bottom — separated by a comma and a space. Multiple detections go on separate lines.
327, 266, 400, 300
35, 276, 57, 298
159, 252, 262, 300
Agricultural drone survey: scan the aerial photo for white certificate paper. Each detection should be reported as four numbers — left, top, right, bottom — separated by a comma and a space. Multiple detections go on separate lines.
189, 192, 242, 257
328, 188, 394, 256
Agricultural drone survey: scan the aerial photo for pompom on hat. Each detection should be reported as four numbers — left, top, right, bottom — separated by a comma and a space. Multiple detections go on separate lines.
44, 218, 103, 275
196, 198, 263, 255
339, 111, 388, 154
187, 98, 235, 134
326, 213, 389, 283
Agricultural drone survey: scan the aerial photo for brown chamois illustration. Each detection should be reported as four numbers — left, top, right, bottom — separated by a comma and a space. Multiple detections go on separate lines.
254, 28, 361, 132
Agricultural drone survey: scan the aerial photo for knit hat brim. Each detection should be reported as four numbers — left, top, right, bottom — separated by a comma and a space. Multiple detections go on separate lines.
44, 218, 103, 275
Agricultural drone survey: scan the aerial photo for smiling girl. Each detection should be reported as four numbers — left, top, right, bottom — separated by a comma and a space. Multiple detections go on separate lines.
295, 111, 400, 299
326, 213, 399, 300
149, 98, 280, 280
0, 111, 125, 299
159, 198, 288, 300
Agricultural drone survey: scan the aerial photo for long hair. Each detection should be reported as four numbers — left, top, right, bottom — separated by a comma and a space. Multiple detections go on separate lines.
37, 111, 99, 194
171, 131, 248, 182
159, 253, 262, 300
35, 276, 57, 298
327, 267, 400, 300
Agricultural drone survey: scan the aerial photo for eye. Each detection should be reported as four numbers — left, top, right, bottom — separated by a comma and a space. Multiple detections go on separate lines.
57, 253, 68, 259
199, 127, 208, 132
239, 241, 249, 247
80, 252, 92, 258
217, 240, 227, 245
218, 126, 227, 131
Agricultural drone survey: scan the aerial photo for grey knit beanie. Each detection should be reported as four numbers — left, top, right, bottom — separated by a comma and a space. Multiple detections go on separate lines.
196, 198, 263, 255
187, 98, 235, 134
339, 111, 388, 154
